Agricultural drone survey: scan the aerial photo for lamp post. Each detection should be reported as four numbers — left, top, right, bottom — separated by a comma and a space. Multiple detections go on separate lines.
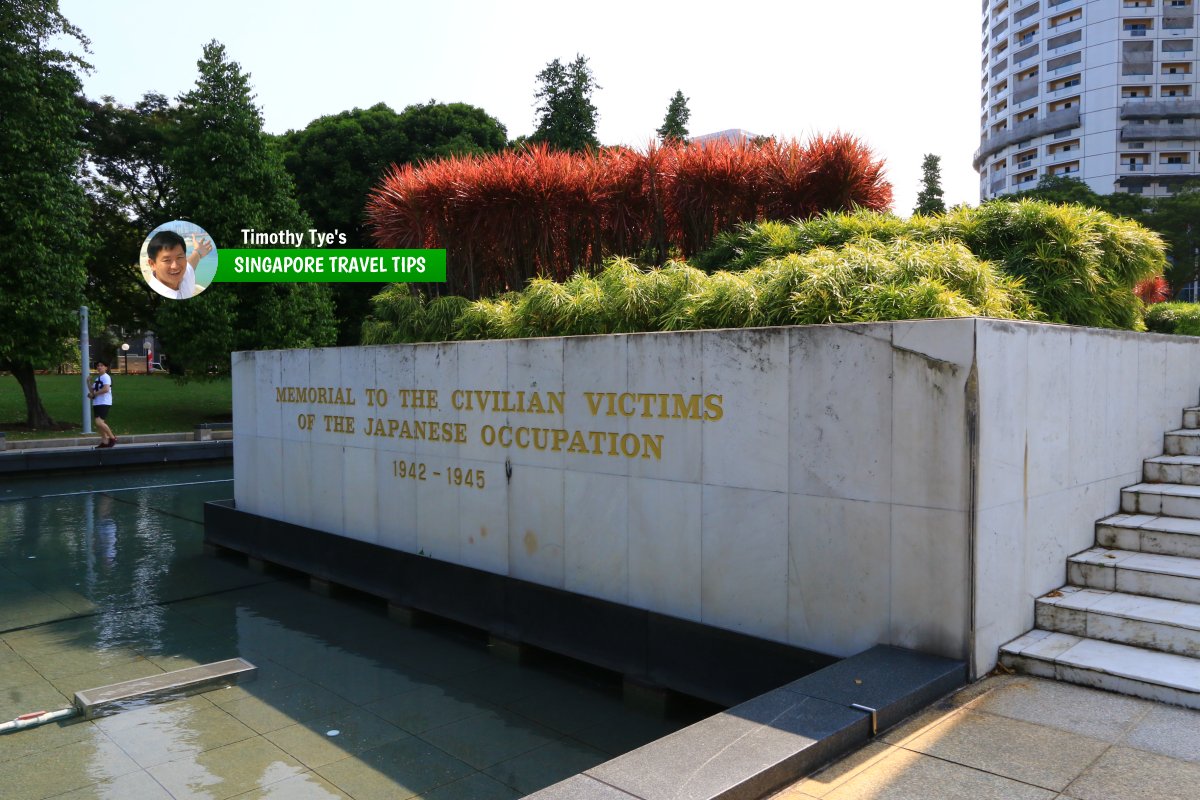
121, 342, 130, 374
80, 306, 91, 435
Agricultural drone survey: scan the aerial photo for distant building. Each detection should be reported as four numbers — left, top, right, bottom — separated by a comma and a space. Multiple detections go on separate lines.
978, 0, 1200, 201
691, 129, 761, 144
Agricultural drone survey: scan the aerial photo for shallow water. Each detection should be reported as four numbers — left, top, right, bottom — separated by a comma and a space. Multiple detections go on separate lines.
0, 466, 704, 799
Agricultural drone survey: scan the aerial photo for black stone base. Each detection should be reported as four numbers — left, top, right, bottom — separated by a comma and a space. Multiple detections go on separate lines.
0, 441, 232, 475
203, 499, 835, 707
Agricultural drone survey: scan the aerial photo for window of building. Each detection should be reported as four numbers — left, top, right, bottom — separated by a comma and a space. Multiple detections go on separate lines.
1162, 85, 1193, 97
1163, 62, 1193, 75
1163, 39, 1195, 52
1050, 10, 1082, 28
1162, 153, 1191, 163
1122, 86, 1152, 98
1048, 30, 1083, 49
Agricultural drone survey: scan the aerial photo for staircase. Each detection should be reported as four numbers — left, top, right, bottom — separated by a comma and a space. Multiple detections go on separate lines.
1000, 406, 1200, 708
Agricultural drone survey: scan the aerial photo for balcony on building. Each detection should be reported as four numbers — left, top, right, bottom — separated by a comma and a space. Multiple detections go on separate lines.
1121, 120, 1200, 140
1120, 97, 1200, 118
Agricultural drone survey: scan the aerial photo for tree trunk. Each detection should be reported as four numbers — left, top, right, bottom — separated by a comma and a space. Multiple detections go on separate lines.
10, 362, 56, 429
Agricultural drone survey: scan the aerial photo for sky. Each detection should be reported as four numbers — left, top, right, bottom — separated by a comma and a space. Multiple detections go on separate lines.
59, 0, 982, 216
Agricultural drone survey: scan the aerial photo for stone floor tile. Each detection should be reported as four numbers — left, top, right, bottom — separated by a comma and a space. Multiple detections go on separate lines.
263, 709, 409, 769
508, 682, 631, 736
22, 644, 144, 681
1066, 745, 1200, 800
415, 772, 521, 800
0, 657, 46, 691
146, 736, 305, 800
570, 712, 683, 757
228, 770, 352, 799
0, 718, 102, 765
877, 702, 970, 748
49, 769, 174, 799
1120, 704, 1200, 763
821, 747, 1057, 800
217, 679, 356, 734
784, 741, 899, 798
94, 696, 215, 733
900, 709, 1110, 792
0, 733, 142, 800
483, 738, 611, 795
971, 676, 1152, 741
419, 708, 562, 770
0, 678, 73, 721
316, 737, 475, 800
363, 684, 494, 734
102, 704, 257, 768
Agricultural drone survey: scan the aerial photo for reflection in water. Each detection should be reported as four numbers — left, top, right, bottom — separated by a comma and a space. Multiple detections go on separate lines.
3, 465, 707, 798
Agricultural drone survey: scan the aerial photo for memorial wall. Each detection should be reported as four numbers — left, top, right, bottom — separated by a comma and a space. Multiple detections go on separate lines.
231, 318, 1200, 676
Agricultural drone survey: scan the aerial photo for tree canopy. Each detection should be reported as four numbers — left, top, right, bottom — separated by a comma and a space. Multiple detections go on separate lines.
657, 90, 691, 143
1011, 175, 1200, 296
0, 0, 92, 427
913, 153, 946, 216
530, 55, 600, 151
152, 40, 336, 376
274, 100, 507, 343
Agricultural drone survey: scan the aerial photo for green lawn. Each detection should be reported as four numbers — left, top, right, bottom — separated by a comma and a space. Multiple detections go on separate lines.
1, 373, 232, 440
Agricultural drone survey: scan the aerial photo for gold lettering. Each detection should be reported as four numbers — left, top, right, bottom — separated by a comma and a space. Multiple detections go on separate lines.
642, 434, 663, 460
672, 394, 701, 420
704, 394, 724, 421
585, 392, 605, 416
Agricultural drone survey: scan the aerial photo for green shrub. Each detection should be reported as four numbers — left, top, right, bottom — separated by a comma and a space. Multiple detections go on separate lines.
1145, 302, 1200, 336
362, 201, 1166, 342
698, 200, 1164, 330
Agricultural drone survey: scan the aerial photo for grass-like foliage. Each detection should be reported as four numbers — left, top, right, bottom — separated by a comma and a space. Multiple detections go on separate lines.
361, 200, 1164, 344
366, 135, 891, 298
1145, 303, 1200, 336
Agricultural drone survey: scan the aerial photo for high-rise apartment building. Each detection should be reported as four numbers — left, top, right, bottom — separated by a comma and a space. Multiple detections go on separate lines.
978, 0, 1199, 201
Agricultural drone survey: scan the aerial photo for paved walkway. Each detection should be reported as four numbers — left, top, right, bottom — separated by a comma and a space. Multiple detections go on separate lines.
770, 672, 1200, 800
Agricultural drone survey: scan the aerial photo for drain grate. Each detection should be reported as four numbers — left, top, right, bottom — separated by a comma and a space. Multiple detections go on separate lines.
73, 657, 257, 719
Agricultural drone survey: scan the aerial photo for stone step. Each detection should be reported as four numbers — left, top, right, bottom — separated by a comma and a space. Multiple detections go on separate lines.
1165, 429, 1200, 456
1068, 547, 1200, 603
1184, 407, 1200, 430
1144, 455, 1200, 486
1120, 482, 1200, 517
1000, 630, 1200, 709
1036, 586, 1200, 659
1098, 513, 1200, 559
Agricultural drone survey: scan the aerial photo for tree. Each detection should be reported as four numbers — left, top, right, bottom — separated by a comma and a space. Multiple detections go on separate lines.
530, 55, 600, 151
275, 100, 507, 343
79, 93, 177, 337
913, 153, 946, 216
158, 40, 335, 376
0, 0, 92, 428
1149, 186, 1200, 296
657, 90, 690, 143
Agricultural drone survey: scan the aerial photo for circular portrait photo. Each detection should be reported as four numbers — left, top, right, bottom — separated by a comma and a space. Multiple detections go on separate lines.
139, 221, 217, 300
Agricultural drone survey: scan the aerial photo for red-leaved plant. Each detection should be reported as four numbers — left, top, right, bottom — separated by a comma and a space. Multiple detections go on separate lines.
367, 135, 891, 298
1135, 275, 1170, 304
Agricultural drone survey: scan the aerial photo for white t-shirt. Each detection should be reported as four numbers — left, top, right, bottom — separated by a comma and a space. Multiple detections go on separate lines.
91, 373, 112, 406
148, 264, 197, 300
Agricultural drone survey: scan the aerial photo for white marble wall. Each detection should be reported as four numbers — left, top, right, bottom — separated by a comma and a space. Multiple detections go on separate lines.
971, 321, 1200, 674
231, 318, 1200, 676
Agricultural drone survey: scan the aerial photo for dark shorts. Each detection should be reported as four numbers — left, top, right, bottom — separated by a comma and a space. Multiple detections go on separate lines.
93, 405, 111, 420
